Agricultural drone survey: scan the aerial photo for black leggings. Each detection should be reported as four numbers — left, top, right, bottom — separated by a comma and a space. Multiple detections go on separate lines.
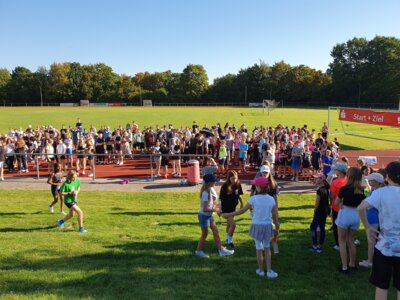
332, 210, 339, 246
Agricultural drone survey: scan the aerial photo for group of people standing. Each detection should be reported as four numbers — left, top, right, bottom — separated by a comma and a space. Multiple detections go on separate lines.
0, 119, 340, 182
309, 160, 400, 300
196, 165, 280, 279
195, 156, 400, 299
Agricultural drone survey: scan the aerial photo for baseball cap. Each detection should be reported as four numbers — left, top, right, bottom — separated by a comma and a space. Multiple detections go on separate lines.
260, 165, 271, 173
313, 173, 326, 180
203, 174, 220, 183
332, 163, 347, 174
251, 176, 269, 187
365, 173, 384, 184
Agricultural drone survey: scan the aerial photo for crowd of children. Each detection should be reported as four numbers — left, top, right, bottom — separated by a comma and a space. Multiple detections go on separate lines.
0, 119, 341, 181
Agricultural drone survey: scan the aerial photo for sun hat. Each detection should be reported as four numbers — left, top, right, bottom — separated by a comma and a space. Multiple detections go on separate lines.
203, 174, 220, 183
251, 176, 269, 187
365, 173, 384, 184
260, 165, 271, 173
332, 163, 347, 174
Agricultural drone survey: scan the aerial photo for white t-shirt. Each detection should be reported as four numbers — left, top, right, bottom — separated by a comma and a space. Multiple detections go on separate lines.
56, 143, 66, 155
366, 186, 400, 257
248, 194, 276, 225
199, 187, 217, 217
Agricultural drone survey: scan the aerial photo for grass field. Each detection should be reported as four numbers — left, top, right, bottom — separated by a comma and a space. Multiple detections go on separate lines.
0, 107, 399, 150
1, 190, 397, 300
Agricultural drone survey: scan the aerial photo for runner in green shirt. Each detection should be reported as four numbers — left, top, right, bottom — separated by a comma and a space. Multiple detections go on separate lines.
57, 170, 87, 233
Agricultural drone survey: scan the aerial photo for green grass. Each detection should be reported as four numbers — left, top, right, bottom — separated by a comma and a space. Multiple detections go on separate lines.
1, 190, 396, 300
0, 106, 399, 150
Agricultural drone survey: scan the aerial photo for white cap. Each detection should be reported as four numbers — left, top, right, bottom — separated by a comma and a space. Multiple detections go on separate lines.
260, 165, 271, 173
365, 173, 384, 184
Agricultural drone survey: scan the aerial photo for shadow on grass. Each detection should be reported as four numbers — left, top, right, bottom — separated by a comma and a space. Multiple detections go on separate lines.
0, 212, 27, 216
111, 211, 195, 217
279, 204, 314, 211
0, 225, 55, 232
340, 144, 365, 151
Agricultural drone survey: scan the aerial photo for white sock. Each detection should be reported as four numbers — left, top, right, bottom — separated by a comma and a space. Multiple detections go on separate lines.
227, 235, 232, 243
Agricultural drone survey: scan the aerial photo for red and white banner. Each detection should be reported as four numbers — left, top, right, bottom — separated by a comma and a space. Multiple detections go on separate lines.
339, 108, 400, 127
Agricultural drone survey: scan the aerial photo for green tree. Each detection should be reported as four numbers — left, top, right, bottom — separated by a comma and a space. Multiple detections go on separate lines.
116, 74, 139, 102
237, 62, 272, 102
180, 64, 209, 100
0, 68, 11, 105
34, 66, 49, 105
48, 63, 72, 102
7, 67, 36, 104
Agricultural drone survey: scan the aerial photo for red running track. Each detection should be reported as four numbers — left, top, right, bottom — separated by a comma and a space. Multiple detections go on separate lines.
3, 150, 399, 180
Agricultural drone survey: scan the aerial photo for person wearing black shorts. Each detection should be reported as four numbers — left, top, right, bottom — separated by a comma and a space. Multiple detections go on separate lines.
160, 142, 170, 178
47, 163, 65, 215
219, 170, 243, 249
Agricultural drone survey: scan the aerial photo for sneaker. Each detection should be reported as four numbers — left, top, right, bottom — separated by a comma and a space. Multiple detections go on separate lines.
333, 245, 340, 251
309, 245, 318, 253
219, 247, 234, 257
79, 227, 88, 233
82, 171, 86, 175
227, 242, 235, 249
195, 250, 209, 258
256, 269, 265, 277
61, 211, 67, 215
315, 247, 323, 254
266, 270, 278, 279
88, 173, 94, 177
359, 260, 372, 268
49, 205, 54, 213
338, 267, 349, 274
57, 219, 64, 228
348, 265, 358, 272
354, 239, 361, 246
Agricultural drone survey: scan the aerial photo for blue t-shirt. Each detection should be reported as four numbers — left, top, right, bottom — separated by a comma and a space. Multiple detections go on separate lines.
239, 143, 248, 158
322, 156, 333, 174
366, 207, 379, 226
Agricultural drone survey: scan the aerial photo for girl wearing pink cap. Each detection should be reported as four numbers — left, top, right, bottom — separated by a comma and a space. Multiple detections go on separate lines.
222, 176, 279, 278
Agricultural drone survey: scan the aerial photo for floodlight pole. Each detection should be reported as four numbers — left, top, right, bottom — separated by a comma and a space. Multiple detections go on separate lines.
139, 86, 142, 106
39, 85, 43, 107
398, 94, 400, 110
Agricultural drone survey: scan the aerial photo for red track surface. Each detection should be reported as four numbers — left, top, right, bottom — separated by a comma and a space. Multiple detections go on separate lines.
4, 150, 399, 180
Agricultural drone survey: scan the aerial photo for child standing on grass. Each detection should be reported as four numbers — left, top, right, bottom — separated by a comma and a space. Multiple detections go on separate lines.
359, 172, 385, 269
47, 163, 66, 215
57, 170, 87, 233
219, 170, 244, 249
195, 174, 234, 258
309, 173, 330, 253
358, 161, 400, 300
222, 176, 279, 278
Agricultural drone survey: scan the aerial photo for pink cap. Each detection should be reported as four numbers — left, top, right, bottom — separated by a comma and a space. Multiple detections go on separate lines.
251, 176, 269, 187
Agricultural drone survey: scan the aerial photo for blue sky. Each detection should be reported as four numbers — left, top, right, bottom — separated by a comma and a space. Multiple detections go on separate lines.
1, 0, 399, 82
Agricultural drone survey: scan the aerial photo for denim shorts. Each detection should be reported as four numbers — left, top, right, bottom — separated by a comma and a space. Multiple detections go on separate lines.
335, 207, 360, 230
198, 213, 214, 228
291, 157, 301, 171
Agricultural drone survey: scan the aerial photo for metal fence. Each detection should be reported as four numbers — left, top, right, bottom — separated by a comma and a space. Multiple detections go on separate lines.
6, 152, 213, 181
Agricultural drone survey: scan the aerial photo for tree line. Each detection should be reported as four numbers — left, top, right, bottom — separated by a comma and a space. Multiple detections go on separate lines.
0, 36, 399, 107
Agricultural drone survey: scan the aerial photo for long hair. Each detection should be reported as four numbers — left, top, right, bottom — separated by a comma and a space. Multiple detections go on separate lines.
345, 167, 364, 194
200, 181, 214, 199
266, 172, 277, 191
223, 170, 240, 194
